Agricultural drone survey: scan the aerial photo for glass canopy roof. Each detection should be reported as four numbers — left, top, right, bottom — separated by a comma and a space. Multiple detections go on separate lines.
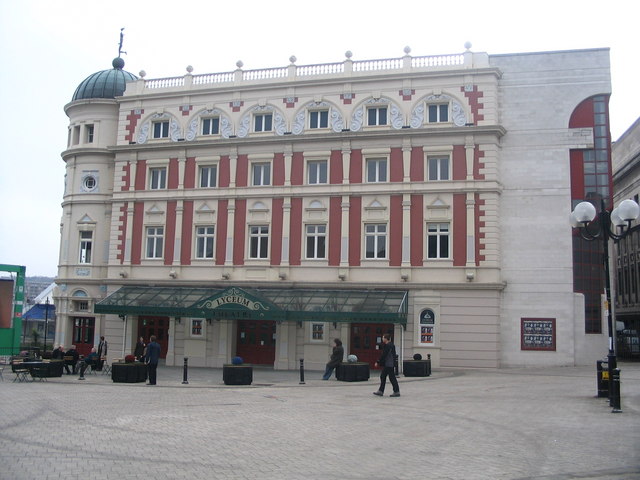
94, 286, 408, 324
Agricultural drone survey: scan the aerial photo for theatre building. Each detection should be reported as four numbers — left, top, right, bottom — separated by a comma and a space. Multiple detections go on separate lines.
53, 45, 613, 370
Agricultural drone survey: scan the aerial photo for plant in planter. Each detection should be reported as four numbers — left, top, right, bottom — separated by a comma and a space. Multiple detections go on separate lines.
124, 354, 136, 363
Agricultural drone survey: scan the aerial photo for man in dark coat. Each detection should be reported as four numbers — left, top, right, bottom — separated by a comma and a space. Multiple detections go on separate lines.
64, 346, 79, 374
373, 334, 400, 397
51, 345, 64, 360
96, 336, 108, 371
322, 338, 344, 380
145, 336, 161, 385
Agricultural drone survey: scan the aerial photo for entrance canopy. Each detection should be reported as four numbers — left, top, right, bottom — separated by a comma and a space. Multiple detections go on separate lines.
94, 286, 408, 324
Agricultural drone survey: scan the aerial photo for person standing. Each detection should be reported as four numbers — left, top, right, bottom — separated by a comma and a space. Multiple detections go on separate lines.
96, 336, 108, 371
134, 336, 146, 362
373, 333, 400, 397
145, 335, 161, 385
322, 338, 344, 380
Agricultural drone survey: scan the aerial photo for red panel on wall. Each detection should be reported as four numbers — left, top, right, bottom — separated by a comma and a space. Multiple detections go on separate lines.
184, 157, 196, 189
410, 194, 423, 266
134, 160, 146, 191
181, 200, 193, 265
164, 201, 176, 265
236, 155, 248, 188
349, 150, 362, 184
291, 152, 304, 185
168, 158, 179, 190
453, 194, 467, 267
131, 202, 144, 264
389, 195, 403, 266
349, 196, 362, 266
117, 203, 128, 263
410, 147, 424, 182
233, 199, 246, 265
330, 150, 343, 184
273, 153, 285, 186
475, 194, 486, 265
289, 198, 303, 266
328, 197, 342, 266
271, 198, 283, 265
219, 156, 230, 188
452, 145, 466, 181
121, 162, 131, 191
569, 97, 595, 128
570, 150, 585, 200
216, 199, 228, 265
474, 146, 485, 181
390, 148, 404, 182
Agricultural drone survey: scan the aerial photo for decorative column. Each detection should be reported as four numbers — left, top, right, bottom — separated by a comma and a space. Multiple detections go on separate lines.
225, 199, 236, 265
281, 198, 291, 266
340, 196, 350, 267
402, 194, 411, 266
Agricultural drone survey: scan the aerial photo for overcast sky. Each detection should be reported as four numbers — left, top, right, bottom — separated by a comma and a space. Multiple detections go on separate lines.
0, 0, 637, 277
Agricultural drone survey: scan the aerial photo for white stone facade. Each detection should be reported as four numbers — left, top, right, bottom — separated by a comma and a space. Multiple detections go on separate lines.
54, 47, 612, 369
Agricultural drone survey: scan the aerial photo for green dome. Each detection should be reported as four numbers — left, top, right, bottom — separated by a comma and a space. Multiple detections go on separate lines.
72, 57, 138, 101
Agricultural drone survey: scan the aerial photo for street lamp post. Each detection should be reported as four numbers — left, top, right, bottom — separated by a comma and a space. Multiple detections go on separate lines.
570, 197, 640, 408
43, 297, 50, 354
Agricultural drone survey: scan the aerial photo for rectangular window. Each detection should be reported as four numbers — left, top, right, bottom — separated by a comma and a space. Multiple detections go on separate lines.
366, 157, 387, 183
201, 117, 220, 135
309, 110, 329, 129
249, 225, 269, 259
306, 225, 326, 259
149, 167, 167, 190
195, 226, 215, 259
311, 323, 325, 341
307, 160, 328, 184
427, 223, 449, 259
252, 163, 271, 186
86, 125, 94, 143
428, 156, 450, 181
428, 104, 449, 123
365, 224, 387, 259
153, 121, 170, 138
191, 319, 203, 337
199, 165, 218, 188
254, 113, 273, 132
367, 107, 387, 126
146, 226, 164, 259
79, 231, 93, 264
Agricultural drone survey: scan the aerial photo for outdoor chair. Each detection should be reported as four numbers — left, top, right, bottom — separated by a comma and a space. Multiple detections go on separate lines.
11, 360, 30, 382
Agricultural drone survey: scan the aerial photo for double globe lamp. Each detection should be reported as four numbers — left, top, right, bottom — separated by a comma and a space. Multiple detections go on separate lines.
570, 197, 640, 410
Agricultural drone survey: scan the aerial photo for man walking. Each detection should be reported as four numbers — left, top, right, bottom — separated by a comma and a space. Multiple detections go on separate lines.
373, 333, 400, 397
145, 335, 161, 385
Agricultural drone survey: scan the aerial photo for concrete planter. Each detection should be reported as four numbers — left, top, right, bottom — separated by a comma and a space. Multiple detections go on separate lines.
336, 362, 370, 382
223, 365, 253, 385
403, 359, 431, 377
111, 362, 148, 383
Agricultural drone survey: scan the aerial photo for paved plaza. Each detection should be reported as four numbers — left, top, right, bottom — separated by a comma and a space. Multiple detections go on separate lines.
1, 362, 639, 480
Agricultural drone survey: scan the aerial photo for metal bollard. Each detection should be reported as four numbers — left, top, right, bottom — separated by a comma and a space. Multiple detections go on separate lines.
299, 358, 305, 384
394, 354, 399, 377
611, 368, 622, 413
182, 357, 189, 385
78, 361, 86, 381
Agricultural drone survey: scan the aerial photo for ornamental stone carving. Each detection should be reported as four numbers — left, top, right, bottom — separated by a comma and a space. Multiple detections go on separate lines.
237, 105, 286, 138
137, 113, 181, 144
186, 109, 233, 140
411, 95, 467, 128
291, 101, 344, 134
350, 97, 403, 132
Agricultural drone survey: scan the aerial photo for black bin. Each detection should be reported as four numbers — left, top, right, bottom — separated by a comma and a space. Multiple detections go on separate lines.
596, 360, 609, 398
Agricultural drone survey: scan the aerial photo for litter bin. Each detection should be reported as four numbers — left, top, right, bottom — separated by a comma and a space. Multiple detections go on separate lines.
596, 360, 609, 398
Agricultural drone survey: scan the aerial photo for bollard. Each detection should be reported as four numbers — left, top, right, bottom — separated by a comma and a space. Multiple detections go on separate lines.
78, 360, 86, 381
394, 353, 399, 377
299, 358, 305, 384
182, 357, 189, 385
611, 368, 622, 413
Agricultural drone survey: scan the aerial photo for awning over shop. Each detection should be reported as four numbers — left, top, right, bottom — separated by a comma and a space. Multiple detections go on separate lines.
94, 286, 408, 324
